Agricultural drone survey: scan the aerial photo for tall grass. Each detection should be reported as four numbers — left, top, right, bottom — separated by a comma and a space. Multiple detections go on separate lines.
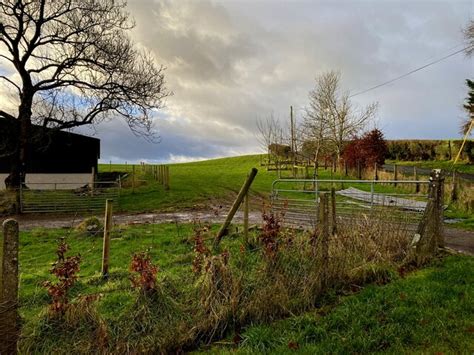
19, 206, 432, 353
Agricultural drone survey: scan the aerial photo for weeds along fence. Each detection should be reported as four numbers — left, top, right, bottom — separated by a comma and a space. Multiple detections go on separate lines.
1, 174, 445, 353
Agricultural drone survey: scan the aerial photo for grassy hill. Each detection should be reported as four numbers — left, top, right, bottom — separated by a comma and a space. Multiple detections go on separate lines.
100, 155, 335, 213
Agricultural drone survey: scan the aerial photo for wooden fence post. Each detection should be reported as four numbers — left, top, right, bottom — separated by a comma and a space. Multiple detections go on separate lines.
414, 166, 420, 193
1, 219, 19, 355
374, 162, 378, 181
215, 168, 258, 246
357, 160, 361, 179
451, 170, 458, 202
414, 169, 444, 258
90, 166, 95, 193
243, 188, 249, 244
164, 166, 170, 190
320, 193, 329, 288
393, 164, 398, 187
330, 188, 337, 235
101, 199, 113, 279
433, 170, 445, 249
132, 165, 136, 193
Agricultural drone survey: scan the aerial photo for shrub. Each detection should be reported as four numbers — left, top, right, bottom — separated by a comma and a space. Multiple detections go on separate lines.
130, 251, 159, 294
43, 238, 82, 316
342, 129, 387, 169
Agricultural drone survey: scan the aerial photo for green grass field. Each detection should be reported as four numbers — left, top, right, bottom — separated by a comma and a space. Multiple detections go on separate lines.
15, 221, 474, 353
202, 255, 474, 354
99, 155, 438, 213
99, 155, 344, 212
386, 159, 474, 174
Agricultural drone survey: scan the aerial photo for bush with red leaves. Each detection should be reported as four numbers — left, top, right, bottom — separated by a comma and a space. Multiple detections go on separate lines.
192, 224, 211, 274
130, 251, 159, 294
342, 128, 387, 169
43, 238, 82, 315
260, 205, 285, 261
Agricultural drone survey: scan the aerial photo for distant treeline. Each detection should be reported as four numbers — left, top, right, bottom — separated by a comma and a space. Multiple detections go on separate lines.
386, 140, 474, 163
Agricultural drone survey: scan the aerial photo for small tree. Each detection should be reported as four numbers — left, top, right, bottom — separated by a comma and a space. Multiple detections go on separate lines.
342, 129, 387, 169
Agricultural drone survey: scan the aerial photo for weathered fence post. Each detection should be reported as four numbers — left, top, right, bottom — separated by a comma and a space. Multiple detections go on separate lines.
165, 166, 170, 190
330, 188, 337, 235
132, 165, 136, 193
215, 168, 258, 247
451, 170, 458, 202
393, 164, 398, 187
357, 160, 361, 179
1, 219, 19, 355
320, 193, 329, 289
434, 170, 445, 248
414, 169, 444, 259
374, 162, 378, 181
243, 186, 249, 244
102, 199, 113, 279
414, 166, 420, 193
90, 166, 95, 194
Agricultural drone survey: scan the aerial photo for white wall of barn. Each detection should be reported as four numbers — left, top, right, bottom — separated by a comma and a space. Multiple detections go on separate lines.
0, 173, 92, 190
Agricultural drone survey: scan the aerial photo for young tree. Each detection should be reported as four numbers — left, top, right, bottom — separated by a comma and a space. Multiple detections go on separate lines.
0, 0, 169, 188
304, 71, 378, 164
256, 114, 288, 173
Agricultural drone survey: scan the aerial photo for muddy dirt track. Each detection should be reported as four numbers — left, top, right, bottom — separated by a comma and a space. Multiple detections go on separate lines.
1, 209, 473, 255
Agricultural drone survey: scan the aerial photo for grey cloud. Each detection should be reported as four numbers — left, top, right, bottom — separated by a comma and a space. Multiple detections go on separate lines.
2, 0, 471, 162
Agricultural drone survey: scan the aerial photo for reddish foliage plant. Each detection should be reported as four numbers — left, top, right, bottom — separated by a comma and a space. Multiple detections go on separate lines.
342, 129, 388, 169
192, 222, 211, 273
260, 204, 286, 261
43, 238, 82, 315
130, 251, 159, 294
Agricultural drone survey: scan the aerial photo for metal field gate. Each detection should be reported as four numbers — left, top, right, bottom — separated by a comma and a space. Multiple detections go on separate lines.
271, 178, 432, 232
20, 181, 120, 213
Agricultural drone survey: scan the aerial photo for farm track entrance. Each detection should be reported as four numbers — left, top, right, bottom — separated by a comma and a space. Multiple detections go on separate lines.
20, 181, 120, 213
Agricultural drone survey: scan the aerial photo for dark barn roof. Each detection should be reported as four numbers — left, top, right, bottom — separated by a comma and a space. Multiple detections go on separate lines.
0, 118, 100, 174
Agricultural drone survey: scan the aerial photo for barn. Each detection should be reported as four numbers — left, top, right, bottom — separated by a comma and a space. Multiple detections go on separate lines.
0, 118, 100, 190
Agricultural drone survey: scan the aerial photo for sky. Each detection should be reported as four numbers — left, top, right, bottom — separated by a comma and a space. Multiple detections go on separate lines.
1, 0, 473, 163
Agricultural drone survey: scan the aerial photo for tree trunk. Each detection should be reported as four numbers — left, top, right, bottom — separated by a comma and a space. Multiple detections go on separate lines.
6, 90, 33, 199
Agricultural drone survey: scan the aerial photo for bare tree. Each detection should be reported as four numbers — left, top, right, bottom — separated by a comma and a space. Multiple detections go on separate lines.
0, 0, 169, 188
302, 83, 331, 177
305, 71, 377, 163
256, 114, 288, 176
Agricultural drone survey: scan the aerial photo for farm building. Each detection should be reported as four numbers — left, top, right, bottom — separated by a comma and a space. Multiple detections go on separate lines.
0, 118, 100, 190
